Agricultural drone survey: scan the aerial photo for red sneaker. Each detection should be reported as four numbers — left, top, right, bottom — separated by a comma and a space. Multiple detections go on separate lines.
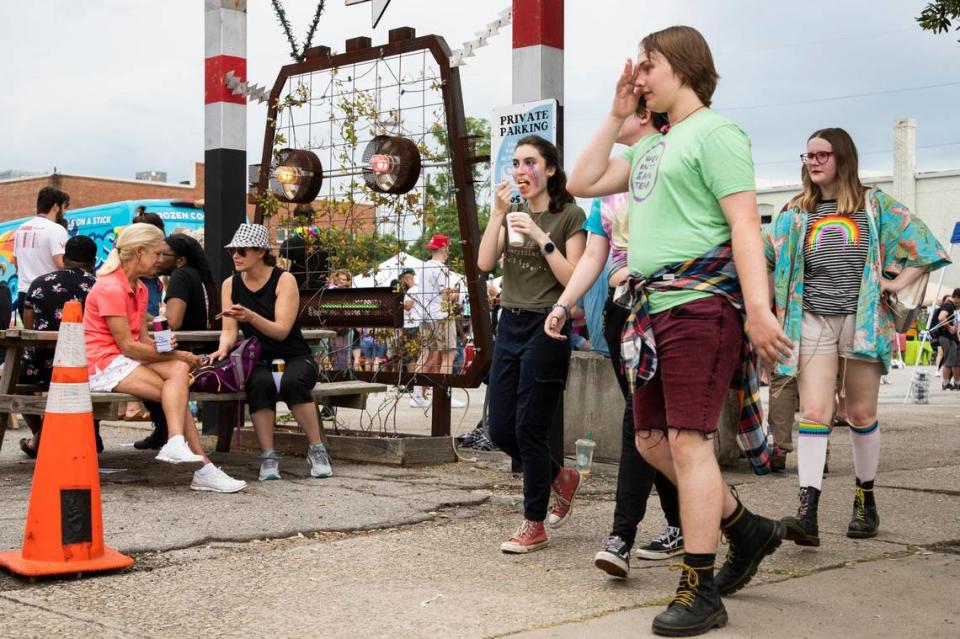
500, 519, 549, 553
547, 467, 582, 528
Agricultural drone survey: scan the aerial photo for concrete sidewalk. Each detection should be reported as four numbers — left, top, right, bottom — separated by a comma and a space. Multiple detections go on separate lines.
0, 366, 957, 638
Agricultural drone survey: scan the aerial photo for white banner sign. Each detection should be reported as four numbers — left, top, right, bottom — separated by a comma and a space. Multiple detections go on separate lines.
490, 99, 558, 207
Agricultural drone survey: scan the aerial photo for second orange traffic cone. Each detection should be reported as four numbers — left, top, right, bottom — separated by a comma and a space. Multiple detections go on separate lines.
0, 300, 134, 577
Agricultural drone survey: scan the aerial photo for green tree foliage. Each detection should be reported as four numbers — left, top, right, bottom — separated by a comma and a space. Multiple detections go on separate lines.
411, 116, 491, 274
917, 1, 960, 40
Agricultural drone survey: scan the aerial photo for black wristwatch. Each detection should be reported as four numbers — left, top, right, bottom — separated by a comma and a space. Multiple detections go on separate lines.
540, 241, 556, 256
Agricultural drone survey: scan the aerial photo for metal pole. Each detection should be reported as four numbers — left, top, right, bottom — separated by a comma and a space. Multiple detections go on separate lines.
204, 0, 248, 435
512, 0, 565, 466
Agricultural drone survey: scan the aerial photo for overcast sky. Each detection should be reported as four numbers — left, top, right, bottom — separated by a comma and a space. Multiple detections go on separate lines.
1, 0, 958, 190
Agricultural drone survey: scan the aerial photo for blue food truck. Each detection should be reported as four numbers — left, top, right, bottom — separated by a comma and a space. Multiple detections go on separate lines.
0, 199, 204, 299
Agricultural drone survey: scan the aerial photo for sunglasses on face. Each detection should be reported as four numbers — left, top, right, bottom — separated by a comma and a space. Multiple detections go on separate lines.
228, 248, 249, 257
800, 151, 834, 164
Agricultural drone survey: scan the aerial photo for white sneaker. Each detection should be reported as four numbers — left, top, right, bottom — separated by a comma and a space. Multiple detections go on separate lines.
450, 397, 466, 408
155, 436, 205, 464
191, 465, 247, 493
409, 396, 429, 409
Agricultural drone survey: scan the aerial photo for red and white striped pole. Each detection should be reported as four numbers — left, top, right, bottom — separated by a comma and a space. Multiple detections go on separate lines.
512, 0, 564, 153
511, 0, 565, 468
204, 0, 247, 284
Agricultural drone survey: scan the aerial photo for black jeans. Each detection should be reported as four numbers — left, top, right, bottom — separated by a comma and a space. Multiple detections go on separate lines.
604, 291, 680, 547
488, 309, 570, 522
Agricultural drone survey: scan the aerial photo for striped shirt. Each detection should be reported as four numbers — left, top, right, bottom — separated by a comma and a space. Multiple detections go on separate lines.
803, 200, 870, 315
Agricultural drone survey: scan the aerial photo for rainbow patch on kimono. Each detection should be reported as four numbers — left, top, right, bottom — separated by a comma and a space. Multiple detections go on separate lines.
850, 420, 878, 435
807, 215, 860, 249
798, 420, 830, 437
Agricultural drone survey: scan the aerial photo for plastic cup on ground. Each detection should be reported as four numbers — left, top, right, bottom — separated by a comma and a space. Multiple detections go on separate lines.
575, 438, 597, 478
506, 212, 529, 248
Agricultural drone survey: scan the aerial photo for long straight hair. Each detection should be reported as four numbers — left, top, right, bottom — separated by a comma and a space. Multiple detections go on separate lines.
792, 128, 866, 215
516, 135, 575, 213
165, 233, 222, 327
97, 223, 164, 277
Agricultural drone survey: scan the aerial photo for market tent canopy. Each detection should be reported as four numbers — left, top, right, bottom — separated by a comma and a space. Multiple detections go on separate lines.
352, 252, 464, 289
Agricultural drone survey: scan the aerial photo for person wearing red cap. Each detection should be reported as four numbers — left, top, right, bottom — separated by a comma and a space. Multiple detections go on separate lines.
478, 134, 587, 554
409, 233, 465, 408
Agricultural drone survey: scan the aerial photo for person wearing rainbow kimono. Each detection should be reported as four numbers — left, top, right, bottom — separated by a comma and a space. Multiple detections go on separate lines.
763, 127, 950, 547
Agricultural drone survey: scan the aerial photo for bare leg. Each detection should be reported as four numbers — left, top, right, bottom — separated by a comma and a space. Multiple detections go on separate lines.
290, 402, 322, 445
250, 408, 276, 452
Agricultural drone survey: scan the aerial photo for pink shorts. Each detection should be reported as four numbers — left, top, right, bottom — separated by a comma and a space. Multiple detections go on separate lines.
632, 295, 743, 433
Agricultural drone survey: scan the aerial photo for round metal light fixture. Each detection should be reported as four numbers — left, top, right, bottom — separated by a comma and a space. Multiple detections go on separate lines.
361, 135, 421, 194
269, 148, 323, 203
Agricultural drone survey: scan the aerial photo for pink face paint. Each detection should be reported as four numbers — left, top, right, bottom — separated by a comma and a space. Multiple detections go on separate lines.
526, 163, 539, 188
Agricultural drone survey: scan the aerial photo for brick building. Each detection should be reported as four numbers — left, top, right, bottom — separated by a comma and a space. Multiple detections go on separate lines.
0, 162, 375, 243
0, 163, 219, 223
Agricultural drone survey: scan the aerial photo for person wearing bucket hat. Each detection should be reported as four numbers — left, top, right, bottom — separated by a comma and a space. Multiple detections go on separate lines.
211, 224, 333, 481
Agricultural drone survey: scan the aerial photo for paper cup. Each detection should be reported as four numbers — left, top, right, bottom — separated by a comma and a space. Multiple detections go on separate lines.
506, 211, 529, 248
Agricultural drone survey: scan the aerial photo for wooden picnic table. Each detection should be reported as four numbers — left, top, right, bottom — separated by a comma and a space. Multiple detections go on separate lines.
0, 328, 387, 453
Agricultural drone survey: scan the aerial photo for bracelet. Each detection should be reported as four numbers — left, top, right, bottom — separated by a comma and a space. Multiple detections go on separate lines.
551, 303, 569, 317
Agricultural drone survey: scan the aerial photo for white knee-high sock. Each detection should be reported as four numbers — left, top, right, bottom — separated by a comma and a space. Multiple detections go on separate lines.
797, 419, 830, 490
849, 420, 880, 483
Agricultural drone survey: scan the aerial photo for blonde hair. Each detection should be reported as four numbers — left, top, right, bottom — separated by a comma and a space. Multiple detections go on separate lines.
97, 223, 165, 277
789, 127, 866, 216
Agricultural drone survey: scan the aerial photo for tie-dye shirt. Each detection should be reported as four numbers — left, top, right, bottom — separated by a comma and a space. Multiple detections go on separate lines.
763, 188, 950, 375
583, 192, 629, 281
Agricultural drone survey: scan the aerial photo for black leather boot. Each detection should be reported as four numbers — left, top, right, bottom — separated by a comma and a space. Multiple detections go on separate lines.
715, 506, 784, 595
781, 486, 821, 547
846, 480, 879, 538
652, 562, 727, 637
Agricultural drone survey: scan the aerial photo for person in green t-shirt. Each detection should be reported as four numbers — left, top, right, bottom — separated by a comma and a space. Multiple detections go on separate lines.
478, 135, 586, 555
546, 25, 792, 637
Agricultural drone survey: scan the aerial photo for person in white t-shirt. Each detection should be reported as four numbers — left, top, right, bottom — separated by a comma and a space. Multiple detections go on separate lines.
13, 187, 71, 320
410, 234, 465, 409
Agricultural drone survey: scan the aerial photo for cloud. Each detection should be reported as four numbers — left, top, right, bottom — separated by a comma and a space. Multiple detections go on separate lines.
0, 0, 957, 187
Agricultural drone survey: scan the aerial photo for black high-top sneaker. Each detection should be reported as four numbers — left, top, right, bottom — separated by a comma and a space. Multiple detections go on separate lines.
652, 561, 727, 637
781, 486, 821, 547
846, 480, 879, 538
715, 502, 784, 596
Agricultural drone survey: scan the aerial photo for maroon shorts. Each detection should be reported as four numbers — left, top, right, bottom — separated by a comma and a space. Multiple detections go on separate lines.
632, 295, 743, 433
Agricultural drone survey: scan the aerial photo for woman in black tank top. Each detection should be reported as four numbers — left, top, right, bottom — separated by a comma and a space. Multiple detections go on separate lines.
211, 224, 332, 480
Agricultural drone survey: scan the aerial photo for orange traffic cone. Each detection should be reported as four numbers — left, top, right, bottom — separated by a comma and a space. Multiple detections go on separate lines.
0, 300, 134, 577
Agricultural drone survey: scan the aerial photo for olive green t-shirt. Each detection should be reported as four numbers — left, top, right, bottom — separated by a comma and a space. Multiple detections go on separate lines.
500, 201, 586, 309
623, 108, 756, 314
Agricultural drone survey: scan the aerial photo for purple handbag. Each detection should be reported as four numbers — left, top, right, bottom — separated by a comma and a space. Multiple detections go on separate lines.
190, 336, 261, 393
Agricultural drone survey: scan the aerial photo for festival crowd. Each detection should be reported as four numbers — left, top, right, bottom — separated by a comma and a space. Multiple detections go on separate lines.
3, 24, 956, 638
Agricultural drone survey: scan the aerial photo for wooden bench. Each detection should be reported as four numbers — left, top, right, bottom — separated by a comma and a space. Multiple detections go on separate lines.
0, 328, 387, 453
0, 380, 387, 452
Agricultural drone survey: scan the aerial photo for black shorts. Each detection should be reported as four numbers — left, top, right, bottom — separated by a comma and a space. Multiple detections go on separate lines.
245, 356, 319, 413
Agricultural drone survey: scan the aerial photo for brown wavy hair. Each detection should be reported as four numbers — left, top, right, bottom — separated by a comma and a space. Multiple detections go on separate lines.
515, 135, 575, 213
641, 26, 719, 107
790, 128, 865, 215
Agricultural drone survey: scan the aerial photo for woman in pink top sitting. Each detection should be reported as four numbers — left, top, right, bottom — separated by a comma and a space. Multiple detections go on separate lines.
84, 223, 246, 493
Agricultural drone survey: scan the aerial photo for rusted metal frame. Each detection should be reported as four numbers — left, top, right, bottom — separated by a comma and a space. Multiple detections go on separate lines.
253, 31, 493, 391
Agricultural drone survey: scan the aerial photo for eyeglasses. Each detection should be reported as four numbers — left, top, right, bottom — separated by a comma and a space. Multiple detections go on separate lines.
228, 248, 248, 257
800, 151, 834, 164
159, 252, 177, 258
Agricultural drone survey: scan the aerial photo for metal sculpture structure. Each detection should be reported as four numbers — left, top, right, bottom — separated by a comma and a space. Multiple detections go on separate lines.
253, 27, 492, 394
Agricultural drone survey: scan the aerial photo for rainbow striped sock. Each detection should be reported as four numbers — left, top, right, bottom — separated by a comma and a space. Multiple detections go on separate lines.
797, 420, 830, 490
849, 420, 880, 483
